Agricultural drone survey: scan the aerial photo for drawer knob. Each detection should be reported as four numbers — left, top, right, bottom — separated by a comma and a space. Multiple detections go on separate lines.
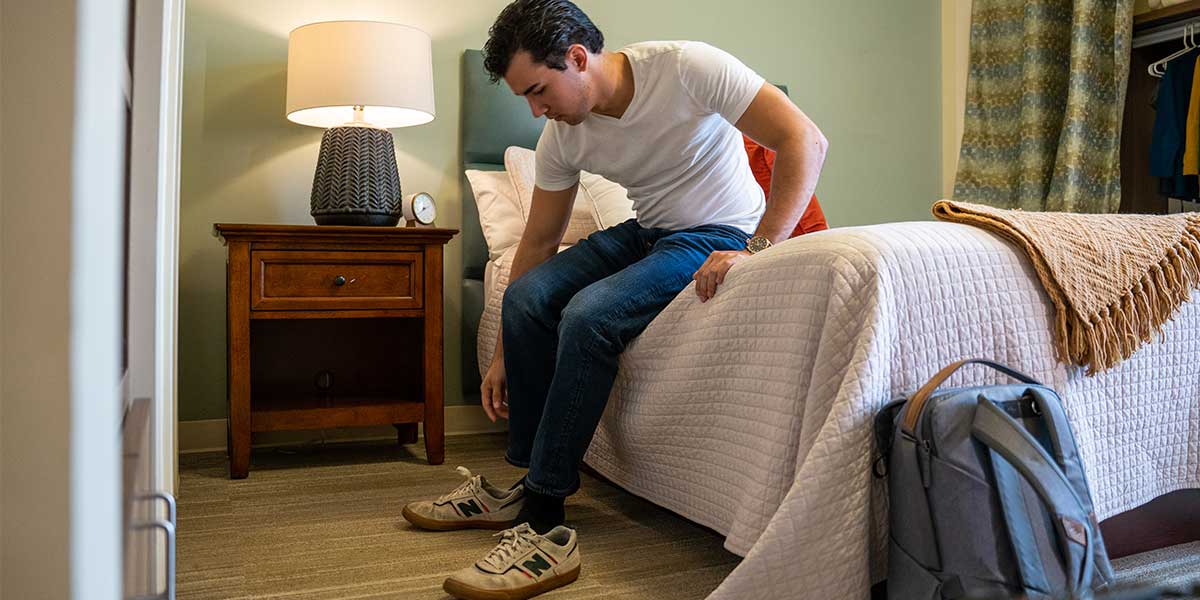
334, 275, 347, 286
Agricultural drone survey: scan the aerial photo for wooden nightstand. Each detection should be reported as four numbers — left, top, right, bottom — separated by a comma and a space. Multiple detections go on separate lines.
214, 224, 458, 479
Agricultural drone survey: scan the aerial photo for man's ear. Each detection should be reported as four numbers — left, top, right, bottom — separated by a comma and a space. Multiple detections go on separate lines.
566, 44, 589, 71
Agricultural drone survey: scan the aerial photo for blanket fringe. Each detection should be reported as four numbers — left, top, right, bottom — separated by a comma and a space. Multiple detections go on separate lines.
1067, 218, 1200, 375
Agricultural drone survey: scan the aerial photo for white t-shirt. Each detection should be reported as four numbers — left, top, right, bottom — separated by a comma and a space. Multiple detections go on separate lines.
535, 41, 767, 234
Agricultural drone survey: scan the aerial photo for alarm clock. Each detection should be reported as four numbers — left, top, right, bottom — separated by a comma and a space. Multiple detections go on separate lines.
402, 192, 437, 227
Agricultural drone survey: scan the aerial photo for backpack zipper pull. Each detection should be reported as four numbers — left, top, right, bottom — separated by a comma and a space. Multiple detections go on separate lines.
918, 439, 932, 488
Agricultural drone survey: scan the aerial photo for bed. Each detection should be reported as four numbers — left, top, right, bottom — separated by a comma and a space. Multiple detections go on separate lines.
458, 49, 1200, 599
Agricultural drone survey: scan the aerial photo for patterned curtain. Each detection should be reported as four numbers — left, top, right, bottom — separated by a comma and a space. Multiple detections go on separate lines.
954, 0, 1134, 213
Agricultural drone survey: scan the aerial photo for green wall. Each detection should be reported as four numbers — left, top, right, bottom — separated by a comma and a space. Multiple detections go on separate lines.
179, 0, 941, 421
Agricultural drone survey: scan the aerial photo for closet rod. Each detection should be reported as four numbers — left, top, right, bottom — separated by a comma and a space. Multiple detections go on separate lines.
1134, 16, 1200, 48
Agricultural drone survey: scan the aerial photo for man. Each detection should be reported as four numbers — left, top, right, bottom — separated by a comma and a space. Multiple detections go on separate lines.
403, 1, 827, 598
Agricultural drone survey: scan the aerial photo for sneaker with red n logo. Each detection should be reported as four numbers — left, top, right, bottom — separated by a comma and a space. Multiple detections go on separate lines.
443, 523, 580, 600
402, 466, 524, 531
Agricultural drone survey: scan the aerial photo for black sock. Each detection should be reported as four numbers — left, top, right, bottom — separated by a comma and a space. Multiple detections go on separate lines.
514, 488, 565, 534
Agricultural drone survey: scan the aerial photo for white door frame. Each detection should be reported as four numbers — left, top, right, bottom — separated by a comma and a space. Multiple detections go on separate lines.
154, 0, 185, 497
128, 0, 185, 497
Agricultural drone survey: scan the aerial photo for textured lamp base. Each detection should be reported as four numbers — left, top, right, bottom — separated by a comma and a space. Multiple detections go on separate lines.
312, 213, 402, 226
310, 126, 402, 226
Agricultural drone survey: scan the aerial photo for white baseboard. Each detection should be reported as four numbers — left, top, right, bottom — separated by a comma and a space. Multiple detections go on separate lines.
179, 405, 508, 454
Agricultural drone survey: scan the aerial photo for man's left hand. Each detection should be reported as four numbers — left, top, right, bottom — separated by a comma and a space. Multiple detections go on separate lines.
693, 249, 751, 302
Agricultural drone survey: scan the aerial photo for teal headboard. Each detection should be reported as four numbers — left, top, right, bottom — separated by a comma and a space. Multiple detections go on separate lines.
460, 49, 547, 402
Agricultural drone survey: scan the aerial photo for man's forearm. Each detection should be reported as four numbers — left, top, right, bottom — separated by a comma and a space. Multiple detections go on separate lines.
492, 236, 560, 360
753, 130, 828, 244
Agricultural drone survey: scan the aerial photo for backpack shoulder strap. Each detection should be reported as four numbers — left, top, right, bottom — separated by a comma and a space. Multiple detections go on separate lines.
973, 397, 1096, 595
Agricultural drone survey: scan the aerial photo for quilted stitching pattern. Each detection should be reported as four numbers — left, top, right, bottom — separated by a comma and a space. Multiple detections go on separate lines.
476, 221, 1200, 599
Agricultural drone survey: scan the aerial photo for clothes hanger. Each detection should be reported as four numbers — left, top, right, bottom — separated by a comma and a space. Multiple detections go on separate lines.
1148, 23, 1193, 77
1150, 23, 1197, 78
1149, 24, 1191, 77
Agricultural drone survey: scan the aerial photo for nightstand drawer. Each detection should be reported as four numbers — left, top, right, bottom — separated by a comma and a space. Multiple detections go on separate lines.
251, 250, 423, 311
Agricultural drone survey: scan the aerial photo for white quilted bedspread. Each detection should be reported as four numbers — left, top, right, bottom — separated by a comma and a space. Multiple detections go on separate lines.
477, 221, 1200, 599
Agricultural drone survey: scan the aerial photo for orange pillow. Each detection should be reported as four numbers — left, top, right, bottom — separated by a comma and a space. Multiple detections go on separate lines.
743, 135, 828, 237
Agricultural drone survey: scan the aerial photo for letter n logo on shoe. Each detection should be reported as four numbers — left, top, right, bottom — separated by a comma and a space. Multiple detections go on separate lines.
456, 500, 484, 517
522, 553, 552, 577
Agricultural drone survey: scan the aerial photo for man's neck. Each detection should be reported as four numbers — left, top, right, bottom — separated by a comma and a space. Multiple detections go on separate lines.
590, 51, 634, 119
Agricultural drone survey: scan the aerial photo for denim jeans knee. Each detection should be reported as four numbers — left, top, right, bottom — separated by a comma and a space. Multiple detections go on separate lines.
557, 287, 624, 356
502, 273, 541, 329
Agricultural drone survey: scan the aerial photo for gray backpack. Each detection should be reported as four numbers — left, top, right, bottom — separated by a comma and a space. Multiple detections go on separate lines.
875, 359, 1114, 599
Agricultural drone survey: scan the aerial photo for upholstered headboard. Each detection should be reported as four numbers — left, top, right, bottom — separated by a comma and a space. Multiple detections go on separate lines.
460, 49, 547, 402
458, 47, 787, 402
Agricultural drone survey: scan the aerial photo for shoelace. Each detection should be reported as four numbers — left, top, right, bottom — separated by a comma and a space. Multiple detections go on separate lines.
437, 466, 479, 503
478, 524, 537, 571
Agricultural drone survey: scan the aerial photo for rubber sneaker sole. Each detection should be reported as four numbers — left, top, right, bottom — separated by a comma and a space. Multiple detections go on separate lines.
401, 504, 516, 531
442, 564, 581, 600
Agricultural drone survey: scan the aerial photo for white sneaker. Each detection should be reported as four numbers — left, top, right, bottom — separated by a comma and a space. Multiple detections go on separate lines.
443, 523, 581, 600
402, 466, 524, 531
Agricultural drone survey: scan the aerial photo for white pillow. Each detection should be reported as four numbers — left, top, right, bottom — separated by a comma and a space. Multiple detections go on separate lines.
503, 146, 636, 236
504, 146, 598, 244
578, 171, 636, 229
465, 169, 524, 261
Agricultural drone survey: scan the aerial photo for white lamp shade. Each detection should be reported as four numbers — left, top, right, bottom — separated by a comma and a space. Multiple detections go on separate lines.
286, 21, 435, 129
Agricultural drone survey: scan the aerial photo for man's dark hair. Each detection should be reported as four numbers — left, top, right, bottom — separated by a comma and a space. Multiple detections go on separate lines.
483, 0, 604, 83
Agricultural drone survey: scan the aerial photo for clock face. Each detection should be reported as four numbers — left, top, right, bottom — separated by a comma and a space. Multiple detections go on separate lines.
413, 192, 436, 224
404, 192, 437, 225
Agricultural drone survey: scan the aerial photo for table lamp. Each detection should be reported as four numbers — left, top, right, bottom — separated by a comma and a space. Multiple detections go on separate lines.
286, 21, 435, 226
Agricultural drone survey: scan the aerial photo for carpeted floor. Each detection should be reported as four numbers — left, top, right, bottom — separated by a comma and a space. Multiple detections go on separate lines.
177, 433, 739, 599
177, 433, 1199, 599
1111, 541, 1200, 598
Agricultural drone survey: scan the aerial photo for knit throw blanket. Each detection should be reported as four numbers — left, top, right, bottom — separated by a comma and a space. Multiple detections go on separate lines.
932, 200, 1200, 375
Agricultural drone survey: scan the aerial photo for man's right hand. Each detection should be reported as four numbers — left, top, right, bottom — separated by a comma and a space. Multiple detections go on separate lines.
481, 355, 509, 422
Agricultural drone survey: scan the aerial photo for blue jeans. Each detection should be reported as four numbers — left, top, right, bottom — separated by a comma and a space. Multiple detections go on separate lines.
501, 218, 751, 497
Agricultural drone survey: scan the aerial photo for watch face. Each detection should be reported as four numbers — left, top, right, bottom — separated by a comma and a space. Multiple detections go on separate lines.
747, 236, 769, 254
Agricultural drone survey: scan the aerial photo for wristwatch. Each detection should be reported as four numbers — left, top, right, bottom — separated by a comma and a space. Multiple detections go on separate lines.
745, 235, 772, 255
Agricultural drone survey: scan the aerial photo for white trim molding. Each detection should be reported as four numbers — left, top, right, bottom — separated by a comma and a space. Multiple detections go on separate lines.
153, 0, 185, 497
940, 0, 972, 198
